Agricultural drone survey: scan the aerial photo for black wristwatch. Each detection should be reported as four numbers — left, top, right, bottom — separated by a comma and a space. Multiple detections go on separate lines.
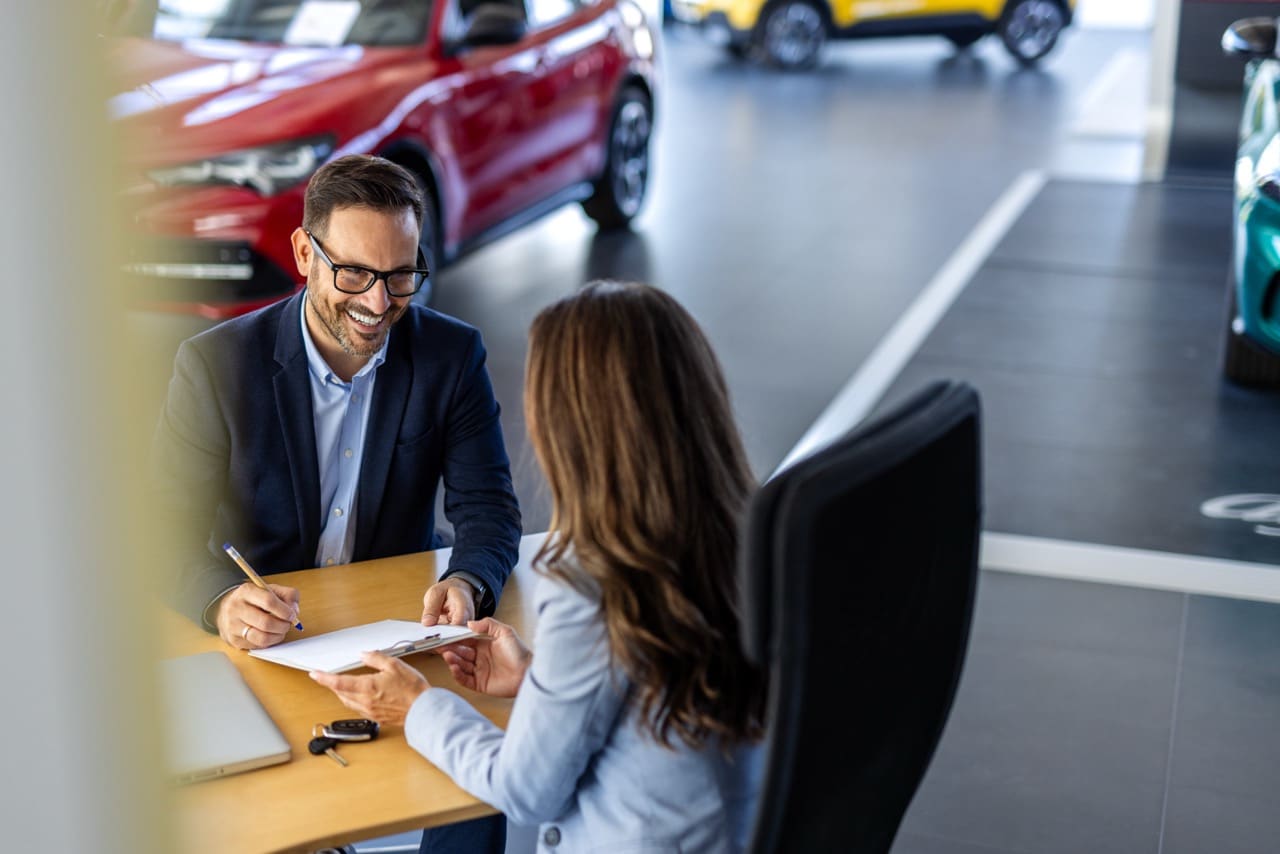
450, 571, 489, 609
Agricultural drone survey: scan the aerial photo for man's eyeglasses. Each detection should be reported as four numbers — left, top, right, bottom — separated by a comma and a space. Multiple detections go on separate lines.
307, 231, 429, 298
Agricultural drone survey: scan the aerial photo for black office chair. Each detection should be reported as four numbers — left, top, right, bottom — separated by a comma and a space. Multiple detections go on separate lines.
741, 379, 983, 854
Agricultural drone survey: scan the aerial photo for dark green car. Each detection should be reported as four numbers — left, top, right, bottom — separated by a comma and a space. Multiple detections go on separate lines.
1223, 17, 1280, 384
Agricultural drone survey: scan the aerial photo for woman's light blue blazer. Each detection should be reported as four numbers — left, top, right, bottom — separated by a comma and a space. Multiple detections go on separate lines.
405, 568, 763, 853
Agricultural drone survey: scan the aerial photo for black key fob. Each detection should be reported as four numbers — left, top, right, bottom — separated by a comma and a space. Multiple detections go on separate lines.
308, 736, 349, 767
323, 718, 380, 742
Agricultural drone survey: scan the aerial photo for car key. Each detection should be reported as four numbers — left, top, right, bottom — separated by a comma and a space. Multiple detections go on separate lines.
323, 718, 380, 742
308, 736, 348, 767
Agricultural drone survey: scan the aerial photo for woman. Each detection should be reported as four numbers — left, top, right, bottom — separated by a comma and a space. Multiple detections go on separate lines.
312, 280, 767, 852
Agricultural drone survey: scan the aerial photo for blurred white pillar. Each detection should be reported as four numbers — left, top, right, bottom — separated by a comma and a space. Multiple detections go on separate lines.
0, 6, 165, 854
1142, 0, 1180, 178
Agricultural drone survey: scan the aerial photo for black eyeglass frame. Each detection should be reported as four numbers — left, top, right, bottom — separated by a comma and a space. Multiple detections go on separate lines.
306, 230, 430, 297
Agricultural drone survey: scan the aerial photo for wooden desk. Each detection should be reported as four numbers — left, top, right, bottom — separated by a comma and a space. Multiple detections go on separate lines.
164, 534, 544, 854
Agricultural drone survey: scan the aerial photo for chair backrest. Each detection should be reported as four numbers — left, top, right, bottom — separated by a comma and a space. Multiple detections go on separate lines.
741, 379, 983, 854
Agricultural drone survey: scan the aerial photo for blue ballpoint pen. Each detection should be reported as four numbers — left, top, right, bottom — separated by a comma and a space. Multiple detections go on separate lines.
223, 542, 304, 631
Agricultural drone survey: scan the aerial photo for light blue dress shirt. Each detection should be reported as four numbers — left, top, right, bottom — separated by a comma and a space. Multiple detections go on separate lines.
300, 296, 386, 568
296, 296, 486, 601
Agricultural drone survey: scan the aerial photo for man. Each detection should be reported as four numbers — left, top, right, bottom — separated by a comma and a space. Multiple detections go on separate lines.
151, 154, 519, 851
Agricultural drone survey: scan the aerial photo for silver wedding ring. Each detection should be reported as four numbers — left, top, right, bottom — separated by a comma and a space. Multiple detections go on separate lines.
242, 625, 251, 641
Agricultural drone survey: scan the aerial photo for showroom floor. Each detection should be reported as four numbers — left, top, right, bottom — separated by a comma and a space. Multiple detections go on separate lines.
133, 18, 1280, 854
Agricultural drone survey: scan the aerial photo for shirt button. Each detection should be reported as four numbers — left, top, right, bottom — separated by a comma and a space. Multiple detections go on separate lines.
344, 448, 353, 458
351, 393, 360, 403
333, 508, 343, 517
542, 827, 560, 847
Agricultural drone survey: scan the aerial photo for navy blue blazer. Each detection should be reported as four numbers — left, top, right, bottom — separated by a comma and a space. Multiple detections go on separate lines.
151, 291, 521, 628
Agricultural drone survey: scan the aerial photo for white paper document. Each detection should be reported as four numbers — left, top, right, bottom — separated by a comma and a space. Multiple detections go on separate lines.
249, 619, 481, 673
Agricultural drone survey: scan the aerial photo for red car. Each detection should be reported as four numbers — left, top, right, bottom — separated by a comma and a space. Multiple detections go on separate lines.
109, 0, 658, 319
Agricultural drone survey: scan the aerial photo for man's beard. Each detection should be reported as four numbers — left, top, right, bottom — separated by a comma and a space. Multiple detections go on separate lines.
309, 288, 404, 357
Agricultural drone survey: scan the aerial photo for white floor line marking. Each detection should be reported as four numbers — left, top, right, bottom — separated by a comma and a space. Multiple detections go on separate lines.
772, 167, 1279, 602
773, 170, 1046, 476
981, 533, 1280, 603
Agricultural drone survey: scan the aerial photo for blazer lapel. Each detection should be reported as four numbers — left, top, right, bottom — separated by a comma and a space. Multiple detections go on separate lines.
273, 293, 321, 559
355, 327, 411, 559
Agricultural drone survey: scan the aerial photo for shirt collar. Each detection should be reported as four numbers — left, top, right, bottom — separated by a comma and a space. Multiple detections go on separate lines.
299, 292, 389, 385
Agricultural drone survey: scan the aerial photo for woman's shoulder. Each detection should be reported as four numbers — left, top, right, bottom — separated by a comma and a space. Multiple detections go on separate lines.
529, 560, 608, 646
532, 558, 601, 614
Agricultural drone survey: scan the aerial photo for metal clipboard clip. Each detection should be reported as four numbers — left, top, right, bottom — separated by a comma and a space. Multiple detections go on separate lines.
379, 633, 442, 658
377, 630, 485, 659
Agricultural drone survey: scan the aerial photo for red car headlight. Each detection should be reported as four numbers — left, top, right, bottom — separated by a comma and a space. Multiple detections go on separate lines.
148, 135, 335, 196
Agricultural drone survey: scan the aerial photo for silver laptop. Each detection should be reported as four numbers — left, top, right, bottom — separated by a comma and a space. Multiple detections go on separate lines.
159, 651, 291, 784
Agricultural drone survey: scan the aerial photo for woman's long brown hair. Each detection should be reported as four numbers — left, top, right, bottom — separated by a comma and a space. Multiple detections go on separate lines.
524, 280, 766, 749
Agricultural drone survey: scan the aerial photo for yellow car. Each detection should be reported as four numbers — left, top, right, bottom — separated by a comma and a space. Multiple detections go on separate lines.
671, 0, 1076, 69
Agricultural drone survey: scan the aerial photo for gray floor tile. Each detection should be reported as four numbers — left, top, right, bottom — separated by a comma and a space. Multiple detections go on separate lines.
1170, 662, 1280, 799
1160, 785, 1280, 854
968, 571, 1186, 656
1165, 595, 1280, 841
892, 830, 1032, 854
895, 573, 1179, 854
1182, 595, 1280, 675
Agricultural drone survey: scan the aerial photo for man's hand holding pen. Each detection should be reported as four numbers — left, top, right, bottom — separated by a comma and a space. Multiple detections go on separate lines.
214, 582, 302, 649
218, 541, 303, 648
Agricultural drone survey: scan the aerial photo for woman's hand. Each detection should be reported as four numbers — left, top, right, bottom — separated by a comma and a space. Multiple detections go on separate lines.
441, 617, 531, 699
309, 651, 431, 726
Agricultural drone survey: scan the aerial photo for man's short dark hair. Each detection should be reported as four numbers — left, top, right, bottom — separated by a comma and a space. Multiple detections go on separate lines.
302, 154, 424, 238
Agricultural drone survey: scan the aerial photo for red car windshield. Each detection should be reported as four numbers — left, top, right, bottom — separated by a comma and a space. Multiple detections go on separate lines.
153, 0, 434, 47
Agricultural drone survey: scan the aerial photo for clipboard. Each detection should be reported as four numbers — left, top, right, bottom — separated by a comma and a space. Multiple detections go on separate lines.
248, 619, 484, 673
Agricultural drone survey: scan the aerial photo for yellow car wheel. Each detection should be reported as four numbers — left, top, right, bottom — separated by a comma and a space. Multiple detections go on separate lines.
756, 0, 826, 70
999, 0, 1066, 66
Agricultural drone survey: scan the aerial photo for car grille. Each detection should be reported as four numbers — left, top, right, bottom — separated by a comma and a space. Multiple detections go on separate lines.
124, 239, 298, 309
